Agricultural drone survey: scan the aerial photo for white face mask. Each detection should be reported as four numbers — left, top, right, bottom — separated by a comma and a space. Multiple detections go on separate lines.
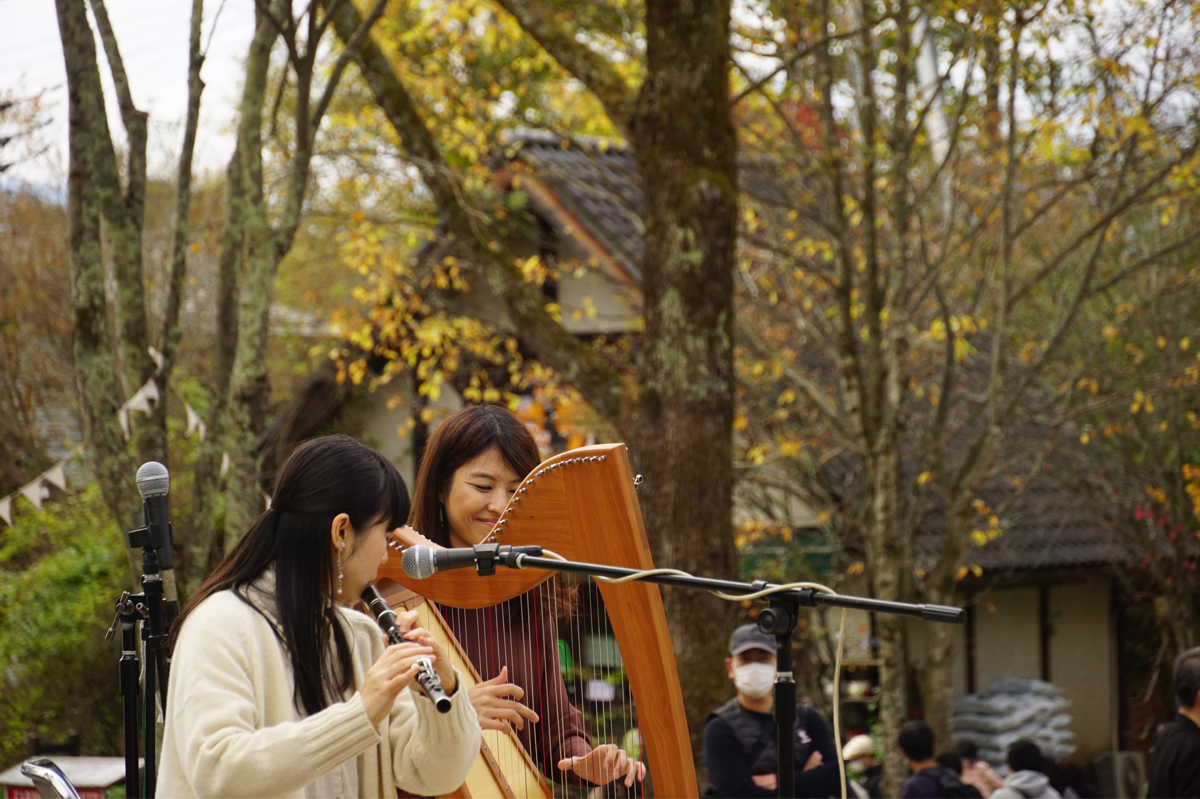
734, 662, 776, 698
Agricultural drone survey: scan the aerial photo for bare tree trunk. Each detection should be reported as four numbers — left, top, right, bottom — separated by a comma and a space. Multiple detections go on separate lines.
150, 0, 205, 450
185, 143, 243, 592
89, 0, 163, 465
222, 4, 278, 543
627, 0, 740, 762
921, 581, 960, 753
54, 0, 141, 588
866, 443, 910, 796
222, 0, 385, 543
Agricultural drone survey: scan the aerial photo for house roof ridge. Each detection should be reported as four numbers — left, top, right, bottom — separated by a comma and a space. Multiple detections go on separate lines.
499, 126, 630, 155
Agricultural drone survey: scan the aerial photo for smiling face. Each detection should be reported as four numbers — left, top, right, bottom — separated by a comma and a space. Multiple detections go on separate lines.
330, 513, 393, 601
440, 446, 523, 548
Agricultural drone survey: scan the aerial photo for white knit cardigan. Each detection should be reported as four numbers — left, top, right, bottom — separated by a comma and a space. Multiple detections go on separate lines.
157, 572, 480, 798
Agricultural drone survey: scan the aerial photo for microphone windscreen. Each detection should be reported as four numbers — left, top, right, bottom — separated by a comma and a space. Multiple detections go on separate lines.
401, 545, 435, 579
136, 461, 170, 497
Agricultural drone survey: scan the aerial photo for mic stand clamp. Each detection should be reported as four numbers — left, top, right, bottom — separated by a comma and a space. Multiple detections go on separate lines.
470, 543, 543, 577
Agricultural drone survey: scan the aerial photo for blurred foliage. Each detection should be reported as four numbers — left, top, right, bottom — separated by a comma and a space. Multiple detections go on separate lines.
0, 485, 127, 768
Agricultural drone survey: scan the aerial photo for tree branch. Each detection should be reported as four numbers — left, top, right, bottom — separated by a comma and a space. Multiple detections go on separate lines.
310, 0, 386, 131
1007, 143, 1197, 308
253, 0, 302, 68
730, 22, 878, 106
325, 0, 627, 423
740, 323, 856, 449
492, 0, 637, 131
160, 0, 206, 385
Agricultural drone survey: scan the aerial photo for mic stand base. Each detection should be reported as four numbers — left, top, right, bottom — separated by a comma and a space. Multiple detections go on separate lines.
107, 592, 143, 799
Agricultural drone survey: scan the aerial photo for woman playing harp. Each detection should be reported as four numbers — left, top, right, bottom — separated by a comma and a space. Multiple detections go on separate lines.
410, 404, 647, 790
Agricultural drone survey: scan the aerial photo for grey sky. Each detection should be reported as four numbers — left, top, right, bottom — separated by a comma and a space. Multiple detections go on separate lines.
1, 0, 256, 187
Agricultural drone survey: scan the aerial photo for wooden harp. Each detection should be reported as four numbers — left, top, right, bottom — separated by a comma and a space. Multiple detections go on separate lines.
377, 443, 696, 798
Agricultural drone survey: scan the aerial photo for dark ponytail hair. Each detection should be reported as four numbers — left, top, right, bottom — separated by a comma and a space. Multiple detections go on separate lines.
411, 404, 541, 546
172, 435, 409, 716
411, 404, 576, 617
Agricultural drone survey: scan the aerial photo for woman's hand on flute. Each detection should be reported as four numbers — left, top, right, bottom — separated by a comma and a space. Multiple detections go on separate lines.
361, 639, 433, 726
394, 609, 458, 695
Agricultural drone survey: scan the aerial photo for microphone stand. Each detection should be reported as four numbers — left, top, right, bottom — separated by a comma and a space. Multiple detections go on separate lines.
458, 544, 965, 799
104, 515, 172, 799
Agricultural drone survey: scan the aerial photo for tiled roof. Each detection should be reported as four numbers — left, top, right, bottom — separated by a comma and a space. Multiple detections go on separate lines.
500, 129, 796, 285
505, 130, 644, 280
916, 473, 1132, 573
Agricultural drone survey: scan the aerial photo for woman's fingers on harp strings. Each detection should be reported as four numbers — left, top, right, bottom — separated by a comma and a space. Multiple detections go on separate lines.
557, 745, 645, 786
469, 666, 540, 730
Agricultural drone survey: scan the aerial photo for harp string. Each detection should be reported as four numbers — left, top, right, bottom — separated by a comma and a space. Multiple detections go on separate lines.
434, 574, 646, 796
594, 578, 610, 799
512, 589, 526, 797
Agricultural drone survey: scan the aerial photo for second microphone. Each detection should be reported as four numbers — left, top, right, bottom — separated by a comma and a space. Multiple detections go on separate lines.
361, 584, 452, 713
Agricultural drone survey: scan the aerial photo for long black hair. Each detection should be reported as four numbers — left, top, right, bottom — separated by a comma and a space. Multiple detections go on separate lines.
172, 435, 409, 716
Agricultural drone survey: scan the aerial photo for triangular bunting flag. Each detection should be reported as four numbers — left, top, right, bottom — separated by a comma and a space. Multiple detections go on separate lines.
185, 403, 206, 441
118, 407, 132, 440
19, 478, 44, 509
220, 452, 231, 477
148, 346, 164, 373
126, 387, 152, 415
141, 379, 160, 407
43, 461, 67, 491
0, 496, 11, 527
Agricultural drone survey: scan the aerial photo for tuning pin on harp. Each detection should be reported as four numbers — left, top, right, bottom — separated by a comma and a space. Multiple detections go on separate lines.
633, 474, 644, 491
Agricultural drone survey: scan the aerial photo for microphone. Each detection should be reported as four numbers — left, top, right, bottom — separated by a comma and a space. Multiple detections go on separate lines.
135, 461, 178, 626
360, 584, 452, 713
401, 543, 544, 580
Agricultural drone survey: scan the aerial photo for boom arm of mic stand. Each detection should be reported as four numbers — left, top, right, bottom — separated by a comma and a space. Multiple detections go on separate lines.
511, 555, 966, 624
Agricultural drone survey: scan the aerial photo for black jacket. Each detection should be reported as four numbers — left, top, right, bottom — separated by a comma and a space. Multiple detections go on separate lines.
900, 767, 983, 799
703, 699, 843, 798
1148, 712, 1200, 799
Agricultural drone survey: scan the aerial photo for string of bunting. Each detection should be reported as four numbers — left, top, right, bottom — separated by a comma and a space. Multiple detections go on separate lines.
0, 347, 218, 528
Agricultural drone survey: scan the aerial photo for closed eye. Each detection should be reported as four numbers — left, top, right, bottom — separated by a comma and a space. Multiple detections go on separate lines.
469, 483, 492, 493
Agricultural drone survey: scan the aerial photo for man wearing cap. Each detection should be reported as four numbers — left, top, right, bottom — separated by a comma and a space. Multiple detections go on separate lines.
703, 624, 843, 798
843, 735, 882, 799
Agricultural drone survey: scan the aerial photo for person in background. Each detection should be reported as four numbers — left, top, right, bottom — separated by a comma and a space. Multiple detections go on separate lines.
955, 739, 1004, 798
937, 753, 965, 775
898, 721, 981, 798
991, 740, 1061, 799
842, 735, 882, 799
1045, 759, 1098, 799
1148, 645, 1200, 799
703, 624, 843, 798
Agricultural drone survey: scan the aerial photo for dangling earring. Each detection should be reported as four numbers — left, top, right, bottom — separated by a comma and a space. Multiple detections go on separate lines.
336, 542, 345, 595
439, 504, 447, 530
